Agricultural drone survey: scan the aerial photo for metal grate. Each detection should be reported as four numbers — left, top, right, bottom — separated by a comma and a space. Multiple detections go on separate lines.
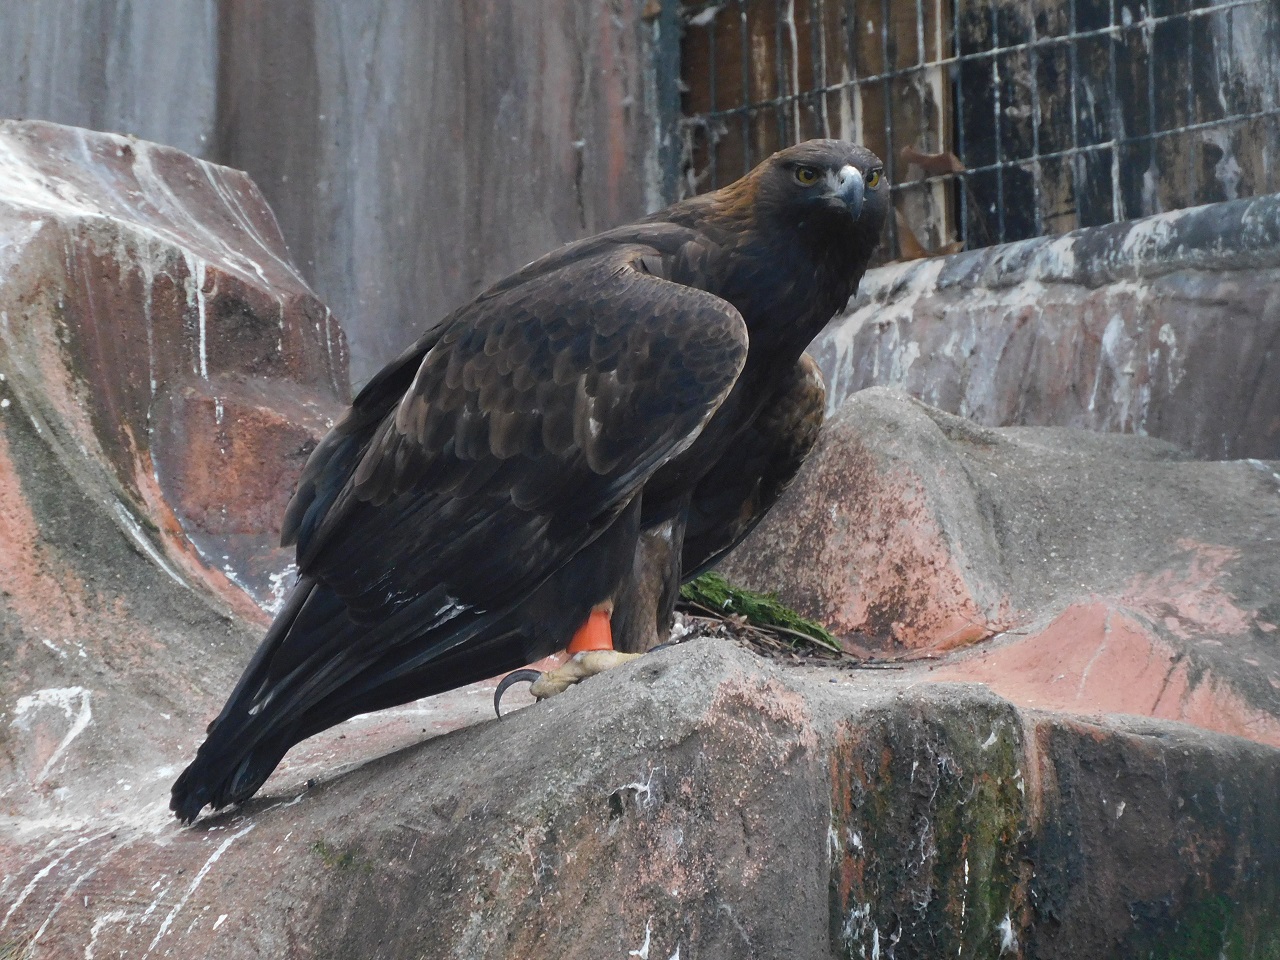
676, 0, 1280, 259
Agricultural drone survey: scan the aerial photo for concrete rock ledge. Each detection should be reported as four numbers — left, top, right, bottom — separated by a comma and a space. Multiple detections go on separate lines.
814, 194, 1280, 460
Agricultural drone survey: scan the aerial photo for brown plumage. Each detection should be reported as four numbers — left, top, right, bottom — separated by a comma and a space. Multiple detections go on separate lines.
611, 353, 827, 652
171, 139, 888, 822
679, 352, 827, 581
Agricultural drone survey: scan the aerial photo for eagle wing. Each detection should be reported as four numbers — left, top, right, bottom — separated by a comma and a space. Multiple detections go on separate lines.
279, 237, 747, 656
302, 244, 742, 611
171, 238, 748, 818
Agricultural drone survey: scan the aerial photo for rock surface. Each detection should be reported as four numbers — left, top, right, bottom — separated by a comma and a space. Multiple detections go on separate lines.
0, 121, 349, 840
812, 195, 1280, 460
0, 119, 348, 612
723, 388, 1280, 750
3, 641, 1278, 959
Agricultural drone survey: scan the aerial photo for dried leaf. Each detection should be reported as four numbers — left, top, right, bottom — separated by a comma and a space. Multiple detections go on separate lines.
894, 208, 930, 261
901, 145, 966, 178
894, 209, 964, 260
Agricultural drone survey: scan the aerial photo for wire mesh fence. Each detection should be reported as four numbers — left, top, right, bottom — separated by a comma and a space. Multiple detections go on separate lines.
677, 0, 1280, 260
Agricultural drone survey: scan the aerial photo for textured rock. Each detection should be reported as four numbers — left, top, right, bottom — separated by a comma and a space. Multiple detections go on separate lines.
0, 122, 349, 839
3, 641, 1277, 959
0, 119, 348, 612
813, 195, 1280, 460
723, 388, 1280, 750
830, 693, 1280, 960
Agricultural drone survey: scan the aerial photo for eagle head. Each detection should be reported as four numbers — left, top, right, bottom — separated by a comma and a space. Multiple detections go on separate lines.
746, 139, 889, 252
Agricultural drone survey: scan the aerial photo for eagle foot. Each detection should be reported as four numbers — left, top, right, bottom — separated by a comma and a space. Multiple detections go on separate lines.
493, 650, 644, 718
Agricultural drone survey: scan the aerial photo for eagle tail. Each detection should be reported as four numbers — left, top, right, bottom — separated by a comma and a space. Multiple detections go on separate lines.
170, 578, 531, 823
170, 577, 349, 822
170, 729, 297, 824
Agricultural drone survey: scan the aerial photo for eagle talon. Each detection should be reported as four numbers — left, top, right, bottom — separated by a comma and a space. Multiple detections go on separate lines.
493, 650, 646, 718
493, 668, 545, 718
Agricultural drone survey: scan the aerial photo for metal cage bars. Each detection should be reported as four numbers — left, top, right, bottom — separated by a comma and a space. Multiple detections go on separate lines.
678, 0, 1278, 253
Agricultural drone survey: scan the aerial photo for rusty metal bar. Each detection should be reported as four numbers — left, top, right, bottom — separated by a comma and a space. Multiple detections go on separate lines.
1108, 0, 1122, 222
739, 0, 751, 175
1145, 9, 1157, 215
1027, 3, 1043, 237
708, 13, 719, 188
1185, 6, 1197, 203
842, 0, 859, 145
775, 0, 788, 147
880, 0, 898, 254
916, 0, 926, 66
953, 0, 967, 248
807, 0, 824, 137
991, 1, 1005, 243
1068, 0, 1080, 229
690, 82, 1280, 157
876, 106, 1280, 190
785, 0, 801, 142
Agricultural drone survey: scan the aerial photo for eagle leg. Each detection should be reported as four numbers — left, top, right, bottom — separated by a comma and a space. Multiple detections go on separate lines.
493, 606, 642, 717
532, 649, 643, 698
566, 608, 614, 652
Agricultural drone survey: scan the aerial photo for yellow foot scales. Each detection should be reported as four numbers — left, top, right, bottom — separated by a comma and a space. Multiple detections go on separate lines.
494, 650, 643, 717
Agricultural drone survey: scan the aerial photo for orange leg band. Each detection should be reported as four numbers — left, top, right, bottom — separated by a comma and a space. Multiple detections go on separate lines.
567, 609, 614, 653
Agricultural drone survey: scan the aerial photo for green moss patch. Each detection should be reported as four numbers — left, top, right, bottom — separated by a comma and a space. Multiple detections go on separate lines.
679, 571, 840, 653
311, 839, 373, 873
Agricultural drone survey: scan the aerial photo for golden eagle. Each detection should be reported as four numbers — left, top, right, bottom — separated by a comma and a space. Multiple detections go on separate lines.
172, 139, 887, 822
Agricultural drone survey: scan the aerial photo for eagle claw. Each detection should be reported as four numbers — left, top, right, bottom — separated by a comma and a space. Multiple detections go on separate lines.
493, 650, 645, 718
493, 668, 545, 718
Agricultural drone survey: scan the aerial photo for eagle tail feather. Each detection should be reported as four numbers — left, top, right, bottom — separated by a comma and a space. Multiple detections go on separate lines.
170, 579, 354, 822
170, 581, 528, 823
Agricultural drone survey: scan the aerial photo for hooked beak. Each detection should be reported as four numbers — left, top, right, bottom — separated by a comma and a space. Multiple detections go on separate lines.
835, 165, 865, 220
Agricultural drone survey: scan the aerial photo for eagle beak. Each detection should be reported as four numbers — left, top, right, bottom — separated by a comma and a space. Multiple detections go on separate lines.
836, 165, 865, 220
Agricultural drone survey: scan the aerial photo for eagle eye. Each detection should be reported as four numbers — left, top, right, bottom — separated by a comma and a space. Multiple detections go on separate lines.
794, 166, 820, 186
865, 168, 883, 188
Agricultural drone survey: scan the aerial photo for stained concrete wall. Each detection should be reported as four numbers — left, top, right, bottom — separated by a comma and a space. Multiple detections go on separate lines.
0, 0, 664, 387
813, 193, 1280, 460
0, 1, 218, 159
953, 0, 1280, 242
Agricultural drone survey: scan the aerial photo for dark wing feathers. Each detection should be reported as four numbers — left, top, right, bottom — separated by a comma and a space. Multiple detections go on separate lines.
280, 325, 446, 554
291, 246, 746, 621
243, 240, 747, 714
